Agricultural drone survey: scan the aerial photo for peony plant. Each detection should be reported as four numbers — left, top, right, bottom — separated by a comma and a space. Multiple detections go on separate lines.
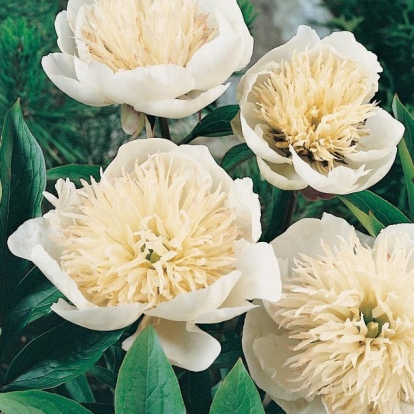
1, 1, 413, 413
8, 139, 281, 372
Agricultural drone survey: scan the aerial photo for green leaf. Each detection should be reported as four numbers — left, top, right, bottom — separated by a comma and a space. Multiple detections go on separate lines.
339, 190, 411, 237
221, 143, 254, 173
392, 95, 414, 219
88, 365, 118, 389
47, 164, 101, 186
4, 321, 124, 391
180, 105, 239, 144
6, 267, 63, 333
0, 100, 46, 318
63, 374, 95, 404
115, 325, 185, 414
209, 359, 265, 414
0, 390, 93, 414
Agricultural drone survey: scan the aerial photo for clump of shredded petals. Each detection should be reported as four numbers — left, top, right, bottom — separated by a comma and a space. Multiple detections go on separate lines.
254, 49, 376, 173
80, 0, 216, 70
267, 230, 414, 414
46, 154, 240, 308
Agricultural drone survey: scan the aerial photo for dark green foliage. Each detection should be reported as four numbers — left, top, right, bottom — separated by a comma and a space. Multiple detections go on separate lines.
324, 0, 414, 111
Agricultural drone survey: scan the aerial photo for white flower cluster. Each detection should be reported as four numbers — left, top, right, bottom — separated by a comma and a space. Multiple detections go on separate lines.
7, 1, 412, 412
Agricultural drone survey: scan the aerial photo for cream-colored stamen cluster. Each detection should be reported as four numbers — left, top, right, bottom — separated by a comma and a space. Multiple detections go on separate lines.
254, 49, 376, 173
51, 154, 239, 308
269, 231, 414, 414
80, 0, 216, 70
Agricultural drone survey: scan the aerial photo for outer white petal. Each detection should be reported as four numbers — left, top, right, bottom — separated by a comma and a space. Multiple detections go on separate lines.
290, 148, 369, 194
200, 0, 253, 69
270, 214, 369, 272
240, 102, 290, 163
104, 138, 178, 178
123, 319, 221, 372
103, 65, 196, 105
187, 34, 244, 90
257, 157, 307, 191
243, 305, 308, 404
42, 54, 110, 106
226, 177, 262, 243
133, 84, 229, 118
144, 271, 242, 321
347, 108, 404, 163
67, 0, 93, 26
52, 298, 146, 330
55, 11, 76, 55
238, 25, 320, 93
231, 240, 281, 302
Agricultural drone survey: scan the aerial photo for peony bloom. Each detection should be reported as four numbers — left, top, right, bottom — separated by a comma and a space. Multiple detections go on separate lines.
8, 139, 280, 371
41, 0, 253, 119
232, 25, 404, 194
243, 214, 414, 414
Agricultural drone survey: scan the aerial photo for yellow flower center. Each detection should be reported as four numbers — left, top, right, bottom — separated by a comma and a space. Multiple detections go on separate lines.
80, 0, 216, 70
269, 231, 414, 414
52, 154, 240, 308
254, 49, 376, 173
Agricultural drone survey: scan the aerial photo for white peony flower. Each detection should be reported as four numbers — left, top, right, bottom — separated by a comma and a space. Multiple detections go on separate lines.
8, 139, 280, 372
232, 25, 404, 195
41, 0, 253, 119
243, 214, 414, 414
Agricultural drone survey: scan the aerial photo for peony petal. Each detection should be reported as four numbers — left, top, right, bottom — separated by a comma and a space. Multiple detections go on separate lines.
187, 34, 244, 90
31, 245, 94, 310
401, 402, 414, 414
257, 157, 307, 191
103, 138, 178, 178
144, 270, 242, 321
103, 65, 196, 105
243, 304, 307, 403
52, 298, 146, 330
201, 0, 253, 69
42, 54, 109, 106
123, 319, 221, 371
132, 84, 229, 118
237, 25, 320, 93
290, 147, 369, 194
55, 11, 76, 55
227, 177, 262, 243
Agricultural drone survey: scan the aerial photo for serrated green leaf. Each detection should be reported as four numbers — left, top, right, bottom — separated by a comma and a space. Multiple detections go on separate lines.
47, 164, 101, 185
180, 105, 239, 144
0, 390, 93, 414
339, 190, 411, 237
6, 266, 63, 332
0, 100, 46, 319
209, 359, 265, 414
115, 325, 185, 414
221, 143, 254, 173
4, 321, 124, 391
392, 95, 414, 219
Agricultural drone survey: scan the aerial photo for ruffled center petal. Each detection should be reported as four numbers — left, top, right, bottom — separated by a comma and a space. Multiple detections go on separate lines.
79, 0, 217, 70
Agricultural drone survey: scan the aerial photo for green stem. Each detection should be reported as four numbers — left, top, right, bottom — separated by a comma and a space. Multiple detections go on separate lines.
158, 117, 171, 141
